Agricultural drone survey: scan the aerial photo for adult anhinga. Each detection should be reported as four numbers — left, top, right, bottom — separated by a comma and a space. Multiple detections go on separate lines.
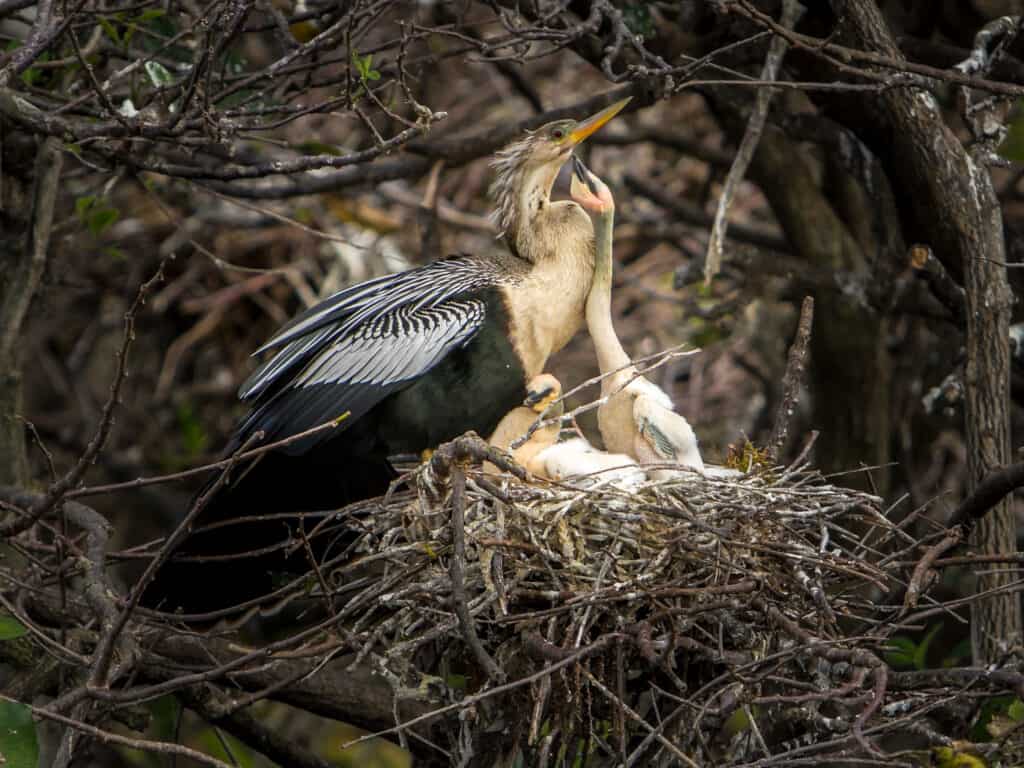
570, 158, 706, 480
146, 99, 630, 615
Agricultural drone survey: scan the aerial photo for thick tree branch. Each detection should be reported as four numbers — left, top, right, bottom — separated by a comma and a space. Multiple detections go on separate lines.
768, 295, 814, 459
949, 461, 1024, 536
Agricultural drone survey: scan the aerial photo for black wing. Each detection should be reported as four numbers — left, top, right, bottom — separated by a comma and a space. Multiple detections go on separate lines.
235, 256, 497, 452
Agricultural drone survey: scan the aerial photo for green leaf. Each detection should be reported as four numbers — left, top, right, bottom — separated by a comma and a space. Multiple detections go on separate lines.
98, 17, 121, 45
943, 637, 972, 668
198, 727, 255, 768
1009, 699, 1024, 722
0, 699, 39, 768
137, 9, 167, 22
87, 207, 120, 236
298, 140, 343, 156
352, 51, 377, 82
147, 695, 181, 742
999, 105, 1024, 163
144, 60, 175, 88
75, 195, 97, 220
883, 636, 917, 670
0, 613, 27, 641
913, 623, 942, 670
445, 673, 467, 691
175, 402, 208, 459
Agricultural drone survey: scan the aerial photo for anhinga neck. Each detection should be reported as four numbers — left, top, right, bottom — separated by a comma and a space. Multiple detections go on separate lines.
494, 160, 561, 261
585, 208, 633, 389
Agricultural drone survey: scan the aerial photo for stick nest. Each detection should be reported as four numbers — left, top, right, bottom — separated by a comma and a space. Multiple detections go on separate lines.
328, 434, 940, 763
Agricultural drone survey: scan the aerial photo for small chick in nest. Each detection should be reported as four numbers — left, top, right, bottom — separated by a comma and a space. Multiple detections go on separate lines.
489, 374, 645, 488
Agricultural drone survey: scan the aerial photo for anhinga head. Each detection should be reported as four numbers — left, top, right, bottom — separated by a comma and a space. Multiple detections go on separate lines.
490, 97, 630, 258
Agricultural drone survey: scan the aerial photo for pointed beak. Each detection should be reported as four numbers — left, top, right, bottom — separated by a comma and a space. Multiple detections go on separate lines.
524, 386, 555, 408
572, 155, 599, 196
568, 96, 631, 145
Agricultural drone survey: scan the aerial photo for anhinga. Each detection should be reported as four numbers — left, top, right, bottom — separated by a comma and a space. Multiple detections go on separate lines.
570, 157, 706, 480
489, 374, 643, 487
488, 373, 563, 475
146, 99, 631, 615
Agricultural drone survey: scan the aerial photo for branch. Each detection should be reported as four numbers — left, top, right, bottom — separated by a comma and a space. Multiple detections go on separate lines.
0, 260, 166, 538
181, 686, 334, 768
0, 134, 61, 488
705, 0, 802, 284
729, 1, 1024, 99
0, 136, 61, 364
948, 461, 1024, 537
768, 295, 814, 459
145, 634, 438, 743
206, 86, 641, 199
901, 528, 963, 616
449, 465, 505, 682
1, 695, 234, 768
954, 16, 1021, 78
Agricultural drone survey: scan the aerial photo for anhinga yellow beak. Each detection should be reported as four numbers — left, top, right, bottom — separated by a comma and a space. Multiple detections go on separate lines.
569, 97, 632, 145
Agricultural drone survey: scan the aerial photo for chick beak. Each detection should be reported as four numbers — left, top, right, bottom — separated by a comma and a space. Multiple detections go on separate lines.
572, 155, 599, 196
524, 386, 555, 408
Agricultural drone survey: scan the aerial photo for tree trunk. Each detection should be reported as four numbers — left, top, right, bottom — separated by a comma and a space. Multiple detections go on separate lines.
964, 158, 1019, 664
829, 0, 1021, 664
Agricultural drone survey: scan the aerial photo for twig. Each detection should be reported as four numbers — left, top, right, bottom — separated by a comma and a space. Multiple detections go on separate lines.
342, 634, 621, 750
1, 695, 234, 768
580, 668, 700, 768
901, 528, 963, 616
181, 686, 333, 768
449, 465, 505, 682
65, 414, 349, 500
86, 430, 265, 689
704, 0, 803, 284
1, 259, 168, 538
0, 136, 62, 365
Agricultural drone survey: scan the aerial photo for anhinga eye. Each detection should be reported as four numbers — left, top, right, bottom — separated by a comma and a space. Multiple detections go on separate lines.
551, 127, 566, 140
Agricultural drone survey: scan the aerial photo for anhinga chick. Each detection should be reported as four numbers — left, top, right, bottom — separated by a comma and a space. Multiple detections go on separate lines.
490, 374, 643, 487
487, 376, 638, 489
570, 157, 706, 479
488, 373, 563, 474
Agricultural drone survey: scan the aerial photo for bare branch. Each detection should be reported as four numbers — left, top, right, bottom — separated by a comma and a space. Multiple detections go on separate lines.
705, 0, 803, 284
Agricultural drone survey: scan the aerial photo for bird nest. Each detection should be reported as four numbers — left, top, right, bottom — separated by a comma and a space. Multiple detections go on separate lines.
326, 433, 934, 764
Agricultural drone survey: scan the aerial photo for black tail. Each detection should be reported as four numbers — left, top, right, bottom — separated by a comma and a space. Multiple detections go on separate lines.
141, 444, 396, 618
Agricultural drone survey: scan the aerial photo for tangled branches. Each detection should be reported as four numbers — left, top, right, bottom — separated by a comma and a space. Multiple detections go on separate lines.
5, 425, 1023, 766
